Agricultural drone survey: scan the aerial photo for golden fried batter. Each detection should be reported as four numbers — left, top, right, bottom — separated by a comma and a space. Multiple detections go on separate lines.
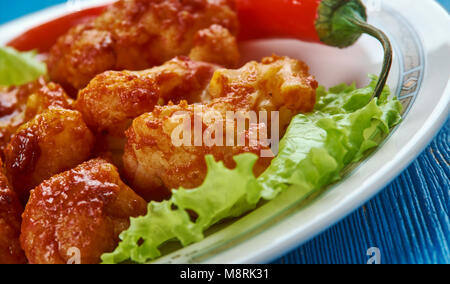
4, 108, 94, 203
124, 101, 273, 201
48, 0, 239, 90
207, 55, 318, 131
0, 159, 26, 264
124, 56, 318, 201
189, 24, 240, 68
0, 77, 73, 153
20, 159, 147, 264
76, 56, 217, 137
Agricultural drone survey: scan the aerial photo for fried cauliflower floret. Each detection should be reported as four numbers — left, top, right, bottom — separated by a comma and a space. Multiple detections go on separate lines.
207, 55, 318, 131
124, 101, 273, 201
4, 108, 94, 203
0, 77, 73, 153
20, 159, 147, 264
48, 0, 239, 90
123, 56, 318, 201
189, 24, 240, 68
76, 57, 217, 137
0, 159, 26, 264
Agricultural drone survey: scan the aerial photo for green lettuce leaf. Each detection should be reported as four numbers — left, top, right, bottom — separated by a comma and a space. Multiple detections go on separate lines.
102, 77, 402, 264
259, 75, 401, 199
0, 46, 47, 86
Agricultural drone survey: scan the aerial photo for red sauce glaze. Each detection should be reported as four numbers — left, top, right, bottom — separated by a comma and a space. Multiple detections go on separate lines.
7, 5, 107, 53
7, 126, 41, 178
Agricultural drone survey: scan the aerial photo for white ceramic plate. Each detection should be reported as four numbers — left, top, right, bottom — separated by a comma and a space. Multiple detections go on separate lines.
1, 0, 449, 264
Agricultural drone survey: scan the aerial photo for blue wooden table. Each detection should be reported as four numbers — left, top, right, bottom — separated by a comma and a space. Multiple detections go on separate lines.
1, 0, 448, 264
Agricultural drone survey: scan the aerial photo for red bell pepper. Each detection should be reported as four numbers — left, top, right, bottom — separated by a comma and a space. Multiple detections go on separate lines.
7, 0, 392, 98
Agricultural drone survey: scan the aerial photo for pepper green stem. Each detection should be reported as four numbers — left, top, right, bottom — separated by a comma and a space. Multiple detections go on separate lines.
346, 17, 393, 99
316, 0, 393, 99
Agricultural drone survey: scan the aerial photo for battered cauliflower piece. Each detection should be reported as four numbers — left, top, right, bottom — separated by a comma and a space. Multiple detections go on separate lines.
207, 55, 318, 131
20, 159, 147, 264
124, 56, 318, 201
4, 108, 94, 203
48, 0, 239, 90
189, 24, 240, 68
76, 56, 217, 137
124, 101, 273, 201
0, 159, 26, 264
0, 77, 73, 153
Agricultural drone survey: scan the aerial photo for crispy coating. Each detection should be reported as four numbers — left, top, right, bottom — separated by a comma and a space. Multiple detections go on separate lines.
189, 24, 240, 68
4, 108, 94, 204
124, 101, 273, 201
124, 56, 318, 201
0, 159, 26, 264
0, 77, 73, 154
20, 159, 147, 264
76, 56, 217, 137
48, 0, 239, 90
207, 55, 318, 131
